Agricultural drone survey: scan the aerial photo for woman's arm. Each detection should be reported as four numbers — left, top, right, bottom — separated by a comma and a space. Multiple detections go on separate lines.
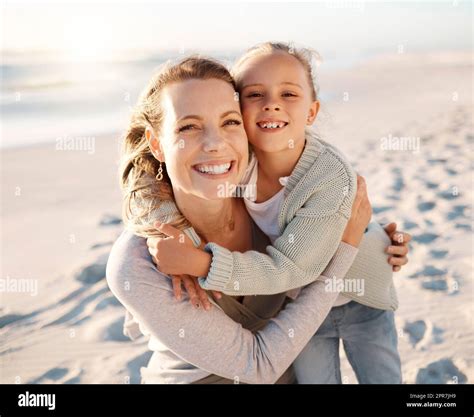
106, 231, 358, 384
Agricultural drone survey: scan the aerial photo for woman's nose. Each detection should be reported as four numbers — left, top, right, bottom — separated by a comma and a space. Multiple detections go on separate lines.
202, 132, 226, 152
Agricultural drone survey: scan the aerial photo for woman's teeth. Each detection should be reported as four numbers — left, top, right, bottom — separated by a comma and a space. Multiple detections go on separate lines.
258, 121, 286, 129
195, 162, 231, 175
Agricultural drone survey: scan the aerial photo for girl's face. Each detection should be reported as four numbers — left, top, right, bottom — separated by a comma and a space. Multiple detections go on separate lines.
150, 78, 249, 201
237, 51, 319, 153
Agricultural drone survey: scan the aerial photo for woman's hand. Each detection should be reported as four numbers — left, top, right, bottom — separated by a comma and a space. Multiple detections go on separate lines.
383, 223, 411, 272
170, 275, 220, 311
341, 175, 372, 248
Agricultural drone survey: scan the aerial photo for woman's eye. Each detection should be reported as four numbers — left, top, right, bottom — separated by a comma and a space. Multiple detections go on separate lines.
224, 119, 242, 126
178, 124, 198, 132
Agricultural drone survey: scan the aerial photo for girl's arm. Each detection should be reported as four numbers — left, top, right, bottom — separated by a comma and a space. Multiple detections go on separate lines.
106, 231, 358, 384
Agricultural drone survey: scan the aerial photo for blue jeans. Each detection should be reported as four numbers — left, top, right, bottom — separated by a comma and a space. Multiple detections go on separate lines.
293, 301, 402, 384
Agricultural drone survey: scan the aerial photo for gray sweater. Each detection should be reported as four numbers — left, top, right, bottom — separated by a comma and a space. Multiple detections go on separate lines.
106, 221, 358, 384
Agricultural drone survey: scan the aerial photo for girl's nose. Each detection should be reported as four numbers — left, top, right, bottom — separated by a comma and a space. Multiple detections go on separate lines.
264, 104, 280, 111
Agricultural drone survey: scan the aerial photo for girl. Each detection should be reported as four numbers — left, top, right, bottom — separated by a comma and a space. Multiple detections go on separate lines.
146, 43, 411, 383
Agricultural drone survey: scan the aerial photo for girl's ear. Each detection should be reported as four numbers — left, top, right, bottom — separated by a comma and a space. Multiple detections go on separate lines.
306, 100, 320, 125
145, 127, 165, 162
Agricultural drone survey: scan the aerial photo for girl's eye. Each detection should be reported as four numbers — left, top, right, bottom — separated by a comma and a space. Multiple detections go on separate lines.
282, 92, 297, 97
246, 92, 263, 98
224, 119, 242, 126
178, 124, 198, 132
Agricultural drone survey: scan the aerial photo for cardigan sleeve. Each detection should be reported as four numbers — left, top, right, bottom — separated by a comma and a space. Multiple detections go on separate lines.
106, 231, 358, 384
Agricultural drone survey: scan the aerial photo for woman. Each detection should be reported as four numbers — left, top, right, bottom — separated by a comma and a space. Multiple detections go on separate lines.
106, 56, 406, 383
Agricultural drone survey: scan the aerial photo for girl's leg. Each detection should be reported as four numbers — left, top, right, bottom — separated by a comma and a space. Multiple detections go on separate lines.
339, 301, 402, 384
293, 309, 342, 384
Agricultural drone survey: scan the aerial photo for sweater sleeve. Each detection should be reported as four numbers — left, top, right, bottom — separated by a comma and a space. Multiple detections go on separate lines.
199, 152, 357, 295
106, 231, 358, 385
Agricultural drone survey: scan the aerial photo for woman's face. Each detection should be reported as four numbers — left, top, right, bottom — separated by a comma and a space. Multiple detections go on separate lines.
157, 78, 249, 200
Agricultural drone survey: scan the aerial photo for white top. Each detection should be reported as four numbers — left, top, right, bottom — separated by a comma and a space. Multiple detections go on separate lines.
242, 154, 351, 307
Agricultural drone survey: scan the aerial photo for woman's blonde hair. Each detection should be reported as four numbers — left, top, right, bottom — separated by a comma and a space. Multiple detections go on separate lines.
119, 56, 236, 238
232, 41, 321, 101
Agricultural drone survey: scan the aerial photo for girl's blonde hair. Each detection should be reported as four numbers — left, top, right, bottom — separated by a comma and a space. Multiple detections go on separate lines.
119, 56, 236, 238
232, 41, 321, 101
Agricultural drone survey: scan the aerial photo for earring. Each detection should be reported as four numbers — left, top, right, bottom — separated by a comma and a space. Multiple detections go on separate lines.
156, 161, 163, 181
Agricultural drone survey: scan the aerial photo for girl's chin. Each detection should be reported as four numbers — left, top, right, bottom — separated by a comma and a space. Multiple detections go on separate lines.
250, 139, 292, 153
250, 132, 303, 153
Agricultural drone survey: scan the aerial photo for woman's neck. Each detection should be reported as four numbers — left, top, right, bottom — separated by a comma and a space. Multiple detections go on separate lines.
173, 191, 251, 249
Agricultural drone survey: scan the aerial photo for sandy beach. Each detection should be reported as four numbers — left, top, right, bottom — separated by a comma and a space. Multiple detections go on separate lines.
1, 51, 472, 384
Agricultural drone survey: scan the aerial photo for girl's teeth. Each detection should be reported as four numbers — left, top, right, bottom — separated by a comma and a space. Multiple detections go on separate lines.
260, 122, 284, 129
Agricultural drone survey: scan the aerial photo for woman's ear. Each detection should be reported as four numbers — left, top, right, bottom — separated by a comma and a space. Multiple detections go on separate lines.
306, 100, 320, 125
145, 127, 165, 162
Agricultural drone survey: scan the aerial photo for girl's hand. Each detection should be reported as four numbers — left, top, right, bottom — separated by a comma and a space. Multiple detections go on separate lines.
341, 175, 372, 248
383, 223, 411, 272
147, 222, 222, 307
146, 222, 212, 277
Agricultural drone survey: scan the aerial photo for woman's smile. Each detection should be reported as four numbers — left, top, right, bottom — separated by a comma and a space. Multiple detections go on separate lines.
192, 159, 237, 179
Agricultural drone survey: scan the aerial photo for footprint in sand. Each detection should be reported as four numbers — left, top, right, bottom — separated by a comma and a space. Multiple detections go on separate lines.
94, 295, 121, 311
429, 249, 449, 259
403, 220, 419, 230
410, 265, 447, 278
412, 233, 439, 244
425, 181, 439, 189
415, 358, 467, 384
74, 253, 109, 284
90, 241, 114, 250
30, 367, 68, 383
446, 205, 468, 221
417, 201, 436, 212
437, 188, 460, 200
0, 313, 31, 329
46, 282, 110, 327
403, 320, 426, 346
455, 223, 472, 231
421, 279, 448, 292
372, 205, 393, 215
99, 214, 122, 226
30, 366, 83, 384
408, 265, 458, 293
126, 351, 154, 384
427, 158, 447, 165
403, 320, 444, 350
103, 316, 130, 342
391, 168, 405, 192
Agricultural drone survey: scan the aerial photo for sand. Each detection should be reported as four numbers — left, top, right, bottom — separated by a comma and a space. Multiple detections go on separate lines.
1, 51, 472, 384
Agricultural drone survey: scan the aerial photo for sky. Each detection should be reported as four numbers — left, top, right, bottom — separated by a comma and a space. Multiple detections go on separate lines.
0, 0, 472, 61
